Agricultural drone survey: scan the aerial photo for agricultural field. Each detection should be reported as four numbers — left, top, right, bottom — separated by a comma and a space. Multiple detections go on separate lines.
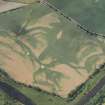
1, 62, 105, 105
0, 67, 105, 105
0, 69, 69, 105
0, 1, 105, 97
0, 0, 105, 105
48, 0, 105, 35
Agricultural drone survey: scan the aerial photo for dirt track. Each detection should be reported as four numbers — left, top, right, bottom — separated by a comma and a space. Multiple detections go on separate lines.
0, 0, 27, 13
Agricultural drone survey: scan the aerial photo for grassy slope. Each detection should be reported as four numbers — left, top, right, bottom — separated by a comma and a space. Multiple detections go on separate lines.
48, 0, 105, 35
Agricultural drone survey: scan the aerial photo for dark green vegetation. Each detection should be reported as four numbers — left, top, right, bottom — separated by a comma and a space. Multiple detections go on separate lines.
0, 90, 23, 105
48, 0, 105, 35
85, 84, 105, 105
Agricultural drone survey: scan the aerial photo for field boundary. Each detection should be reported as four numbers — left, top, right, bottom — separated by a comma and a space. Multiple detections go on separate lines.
0, 68, 64, 99
0, 1, 105, 104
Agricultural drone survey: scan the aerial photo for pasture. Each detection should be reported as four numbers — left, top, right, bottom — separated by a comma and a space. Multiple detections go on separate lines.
48, 0, 105, 35
0, 1, 105, 98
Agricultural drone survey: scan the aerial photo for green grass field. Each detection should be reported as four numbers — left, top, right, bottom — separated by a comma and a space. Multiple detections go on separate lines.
48, 0, 105, 35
